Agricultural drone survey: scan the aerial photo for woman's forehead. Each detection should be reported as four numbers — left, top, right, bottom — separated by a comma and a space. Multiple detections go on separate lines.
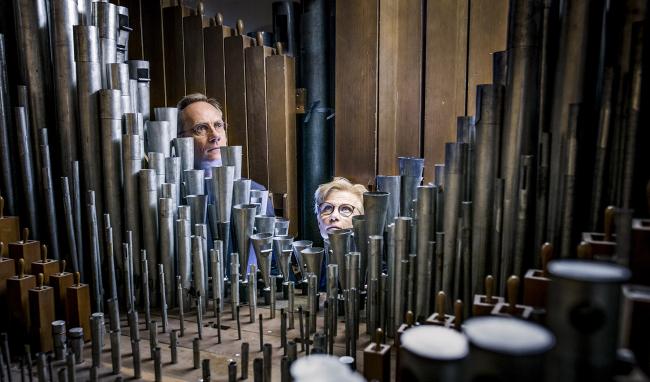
324, 190, 362, 206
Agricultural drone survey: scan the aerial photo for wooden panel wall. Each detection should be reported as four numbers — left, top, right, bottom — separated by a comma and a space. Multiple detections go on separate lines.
377, 0, 423, 176
163, 4, 186, 106
467, 0, 509, 117
183, 11, 207, 95
334, 0, 379, 187
204, 17, 232, 121
334, 1, 507, 184
140, 0, 167, 108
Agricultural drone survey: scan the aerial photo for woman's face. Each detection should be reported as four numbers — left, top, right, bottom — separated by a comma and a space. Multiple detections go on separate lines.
316, 190, 363, 240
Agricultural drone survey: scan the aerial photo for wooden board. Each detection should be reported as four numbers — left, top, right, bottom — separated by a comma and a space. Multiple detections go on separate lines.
334, 0, 379, 186
245, 42, 274, 188
204, 19, 233, 122
163, 4, 186, 107
266, 53, 298, 236
377, 0, 423, 176
423, 0, 469, 181
140, 0, 167, 108
467, 0, 509, 116
224, 31, 254, 177
183, 12, 207, 95
124, 0, 144, 59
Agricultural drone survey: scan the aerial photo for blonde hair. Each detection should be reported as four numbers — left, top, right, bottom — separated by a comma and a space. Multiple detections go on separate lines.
314, 177, 368, 215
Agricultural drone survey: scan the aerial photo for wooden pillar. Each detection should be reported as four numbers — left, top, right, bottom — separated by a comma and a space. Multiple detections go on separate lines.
377, 0, 423, 176
266, 47, 297, 235
183, 4, 207, 95
141, 0, 166, 107
245, 34, 275, 188
204, 13, 232, 121
163, 2, 187, 106
334, 0, 379, 186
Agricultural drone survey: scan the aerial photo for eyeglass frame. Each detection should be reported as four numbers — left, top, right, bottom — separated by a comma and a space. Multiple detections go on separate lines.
317, 202, 358, 218
179, 120, 228, 138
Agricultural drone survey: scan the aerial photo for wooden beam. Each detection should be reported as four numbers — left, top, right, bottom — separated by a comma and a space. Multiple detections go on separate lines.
467, 0, 509, 116
204, 15, 232, 122
124, 0, 143, 60
377, 0, 423, 176
224, 21, 254, 177
423, 0, 469, 181
140, 0, 166, 108
266, 52, 297, 235
183, 9, 207, 95
334, 0, 379, 186
163, 4, 186, 106
245, 37, 275, 188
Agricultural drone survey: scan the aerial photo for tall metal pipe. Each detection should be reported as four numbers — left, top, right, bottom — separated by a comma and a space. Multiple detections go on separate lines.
15, 107, 39, 237
220, 146, 243, 180
159, 198, 175, 307
363, 191, 390, 240
62, 177, 79, 272
127, 60, 151, 121
72, 161, 84, 275
92, 1, 118, 86
415, 185, 434, 321
393, 217, 411, 329
251, 233, 273, 287
116, 6, 131, 63
123, 134, 142, 278
351, 215, 367, 283
99, 89, 124, 264
233, 178, 252, 206
177, 218, 192, 310
442, 143, 466, 300
88, 191, 103, 312
513, 155, 534, 276
328, 228, 352, 290
213, 166, 235, 222
0, 35, 15, 215
75, 24, 105, 245
192, 235, 206, 309
154, 108, 179, 141
51, 0, 79, 179
399, 157, 425, 217
472, 85, 503, 295
40, 130, 60, 260
559, 105, 579, 259
292, 240, 313, 282
302, 247, 324, 288
165, 157, 181, 207
139, 169, 159, 303
13, 0, 51, 184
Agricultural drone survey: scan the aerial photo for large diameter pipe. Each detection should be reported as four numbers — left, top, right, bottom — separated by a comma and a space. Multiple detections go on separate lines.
363, 191, 390, 238
220, 146, 243, 180
415, 185, 434, 321
92, 1, 118, 86
233, 204, 257, 275
128, 60, 151, 121
472, 84, 503, 296
442, 143, 466, 300
375, 175, 400, 227
213, 165, 234, 222
99, 89, 124, 267
154, 108, 178, 141
398, 157, 424, 217
328, 228, 352, 290
107, 63, 133, 114
147, 121, 172, 157
51, 0, 79, 179
75, 25, 105, 243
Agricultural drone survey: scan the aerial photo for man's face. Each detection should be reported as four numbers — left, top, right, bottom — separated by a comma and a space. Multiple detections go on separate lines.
180, 101, 227, 164
316, 190, 363, 240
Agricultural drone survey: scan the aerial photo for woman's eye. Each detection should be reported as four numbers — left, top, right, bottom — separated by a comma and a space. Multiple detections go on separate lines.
340, 206, 353, 215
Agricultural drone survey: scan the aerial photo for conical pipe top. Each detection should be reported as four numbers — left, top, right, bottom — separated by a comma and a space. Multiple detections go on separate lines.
233, 203, 257, 276
220, 146, 242, 180
186, 194, 207, 226
363, 191, 390, 237
250, 189, 269, 215
376, 175, 400, 226
212, 165, 234, 221
301, 247, 324, 287
292, 240, 313, 281
328, 228, 352, 290
273, 235, 295, 267
398, 157, 424, 218
398, 157, 425, 177
257, 249, 273, 288
254, 215, 275, 234
279, 249, 293, 281
251, 232, 273, 257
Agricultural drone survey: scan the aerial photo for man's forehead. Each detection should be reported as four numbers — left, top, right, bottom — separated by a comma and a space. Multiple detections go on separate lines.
182, 101, 223, 124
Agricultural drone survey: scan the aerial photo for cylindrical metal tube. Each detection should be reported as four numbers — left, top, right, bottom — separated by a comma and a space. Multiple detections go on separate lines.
220, 146, 243, 180
393, 217, 411, 329
192, 235, 206, 309
131, 338, 141, 379
14, 107, 39, 238
159, 198, 175, 307
186, 169, 206, 196
415, 185, 434, 321
107, 63, 132, 113
148, 320, 158, 358
308, 274, 317, 333
42, 162, 61, 260
147, 121, 172, 157
158, 264, 169, 332
327, 264, 338, 336
288, 281, 296, 329
91, 313, 104, 367
88, 191, 104, 311
399, 325, 468, 381
271, 275, 278, 319
177, 276, 185, 336
153, 346, 162, 381
547, 260, 630, 381
230, 253, 240, 319
212, 165, 234, 221
52, 320, 67, 361
128, 60, 151, 121
193, 338, 201, 369
110, 329, 121, 374
69, 327, 84, 364
170, 330, 178, 364
263, 343, 273, 382
249, 264, 257, 322
142, 252, 152, 327
139, 169, 159, 304
233, 204, 257, 275
465, 316, 554, 381
398, 157, 425, 218
51, 0, 79, 180
442, 143, 466, 300
0, 35, 16, 215
177, 219, 192, 310
123, 134, 142, 280
328, 228, 352, 290
154, 107, 178, 140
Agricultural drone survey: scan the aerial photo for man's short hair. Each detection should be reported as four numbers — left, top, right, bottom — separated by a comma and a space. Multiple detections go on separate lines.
313, 177, 368, 215
177, 93, 222, 133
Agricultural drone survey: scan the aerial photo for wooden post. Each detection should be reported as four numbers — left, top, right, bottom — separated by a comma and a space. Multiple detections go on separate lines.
66, 272, 91, 341
31, 244, 59, 284
8, 227, 40, 274
29, 273, 55, 352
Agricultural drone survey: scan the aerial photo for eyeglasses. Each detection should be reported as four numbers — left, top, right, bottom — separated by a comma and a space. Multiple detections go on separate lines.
181, 121, 227, 138
318, 202, 356, 217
